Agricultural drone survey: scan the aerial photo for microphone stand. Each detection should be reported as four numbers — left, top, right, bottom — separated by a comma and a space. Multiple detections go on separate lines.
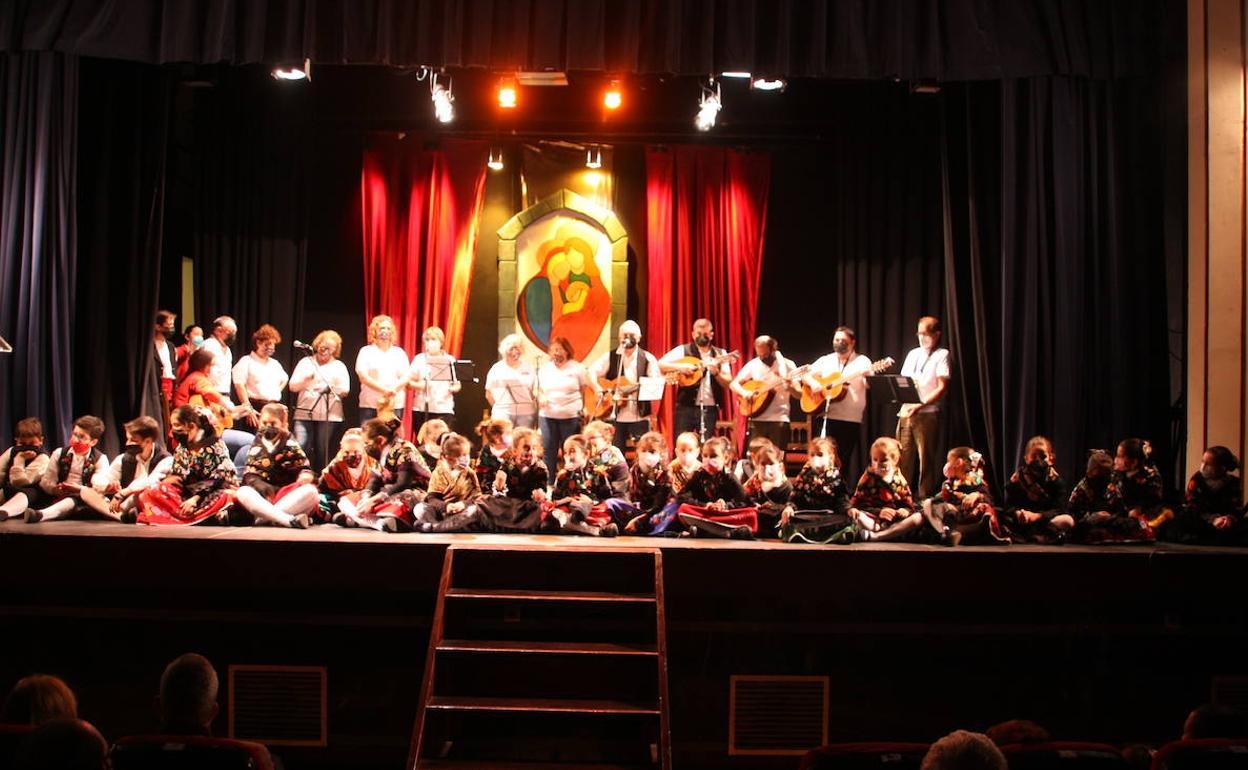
298, 346, 337, 472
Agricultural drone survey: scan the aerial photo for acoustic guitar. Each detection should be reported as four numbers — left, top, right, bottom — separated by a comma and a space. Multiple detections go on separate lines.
799, 356, 895, 413
187, 394, 237, 431
665, 350, 740, 388
590, 375, 640, 420
737, 365, 810, 417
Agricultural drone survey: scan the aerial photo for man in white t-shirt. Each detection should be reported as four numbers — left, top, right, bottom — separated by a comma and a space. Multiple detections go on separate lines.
200, 315, 238, 399
896, 315, 951, 498
730, 335, 798, 451
804, 326, 873, 477
590, 320, 660, 451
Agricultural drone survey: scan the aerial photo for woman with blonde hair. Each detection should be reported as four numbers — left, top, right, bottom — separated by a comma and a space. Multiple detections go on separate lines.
289, 329, 352, 472
408, 325, 461, 435
355, 315, 409, 424
484, 333, 537, 428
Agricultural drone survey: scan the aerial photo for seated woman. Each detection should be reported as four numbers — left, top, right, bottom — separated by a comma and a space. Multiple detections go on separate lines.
781, 437, 854, 544
547, 434, 619, 537
611, 431, 673, 534
1177, 445, 1246, 544
137, 405, 237, 526
923, 446, 1006, 546
475, 427, 548, 533
1115, 437, 1173, 536
231, 404, 318, 528
473, 417, 513, 491
319, 429, 379, 523
1070, 449, 1149, 543
337, 417, 430, 532
175, 348, 255, 463
1004, 435, 1073, 544
412, 433, 483, 533
848, 436, 924, 542
676, 436, 758, 539
742, 442, 792, 536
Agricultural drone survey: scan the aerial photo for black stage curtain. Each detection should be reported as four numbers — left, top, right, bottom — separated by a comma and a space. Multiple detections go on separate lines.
2, 0, 1160, 80
0, 52, 78, 449
74, 58, 173, 455
185, 66, 309, 379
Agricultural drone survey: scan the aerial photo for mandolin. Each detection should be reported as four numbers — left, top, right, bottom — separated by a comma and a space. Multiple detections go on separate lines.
665, 350, 740, 388
799, 356, 895, 413
737, 365, 810, 417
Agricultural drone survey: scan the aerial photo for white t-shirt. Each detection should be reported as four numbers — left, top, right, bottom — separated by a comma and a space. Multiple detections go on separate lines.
733, 355, 797, 423
590, 348, 659, 422
660, 344, 733, 407
485, 360, 537, 419
899, 346, 951, 414
201, 336, 233, 394
537, 361, 590, 420
809, 352, 874, 423
409, 351, 457, 414
155, 340, 174, 380
354, 344, 409, 409
289, 357, 351, 422
232, 353, 289, 403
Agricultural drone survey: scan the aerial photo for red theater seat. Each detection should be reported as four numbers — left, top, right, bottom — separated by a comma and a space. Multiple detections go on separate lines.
1151, 739, 1248, 770
110, 734, 275, 770
0, 724, 35, 770
1001, 741, 1129, 770
800, 741, 930, 770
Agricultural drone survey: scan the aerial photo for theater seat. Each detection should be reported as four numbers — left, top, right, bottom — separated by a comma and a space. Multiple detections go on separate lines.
1001, 741, 1129, 770
110, 734, 275, 770
0, 724, 35, 770
799, 741, 930, 770
1151, 738, 1248, 770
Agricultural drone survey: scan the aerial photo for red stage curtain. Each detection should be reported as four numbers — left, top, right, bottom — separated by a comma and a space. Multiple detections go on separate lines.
645, 146, 770, 446
360, 136, 487, 431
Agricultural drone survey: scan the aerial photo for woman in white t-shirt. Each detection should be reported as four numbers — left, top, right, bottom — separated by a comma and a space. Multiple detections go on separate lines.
408, 326, 462, 435
485, 333, 537, 429
231, 324, 289, 430
354, 315, 409, 424
289, 329, 352, 473
536, 335, 592, 474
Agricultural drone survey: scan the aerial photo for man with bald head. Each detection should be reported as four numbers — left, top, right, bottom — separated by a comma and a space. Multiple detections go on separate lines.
659, 318, 736, 441
590, 320, 661, 451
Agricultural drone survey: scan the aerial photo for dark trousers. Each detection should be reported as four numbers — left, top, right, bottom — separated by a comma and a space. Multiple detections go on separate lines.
294, 419, 345, 475
611, 420, 650, 453
897, 411, 941, 499
814, 417, 862, 479
747, 420, 790, 451
674, 404, 719, 442
540, 416, 582, 475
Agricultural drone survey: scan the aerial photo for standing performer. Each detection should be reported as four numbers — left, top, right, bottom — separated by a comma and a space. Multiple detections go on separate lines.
355, 315, 409, 423
289, 330, 351, 474
153, 310, 179, 435
659, 319, 736, 441
485, 334, 537, 428
731, 336, 799, 450
200, 316, 238, 401
804, 326, 874, 478
408, 326, 461, 436
590, 321, 661, 452
231, 324, 288, 429
896, 316, 951, 499
536, 336, 593, 474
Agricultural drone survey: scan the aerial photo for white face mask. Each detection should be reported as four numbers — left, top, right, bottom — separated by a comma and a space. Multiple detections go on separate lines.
376, 329, 393, 342
455, 454, 471, 469
564, 456, 585, 471
762, 464, 779, 481
639, 451, 661, 469
810, 455, 829, 471
872, 461, 893, 477
681, 450, 700, 468
426, 339, 442, 354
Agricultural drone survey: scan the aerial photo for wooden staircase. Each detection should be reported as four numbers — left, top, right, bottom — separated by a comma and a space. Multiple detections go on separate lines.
407, 545, 672, 770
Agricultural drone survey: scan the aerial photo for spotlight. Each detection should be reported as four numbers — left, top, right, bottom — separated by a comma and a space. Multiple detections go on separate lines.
585, 147, 602, 169
272, 58, 311, 82
488, 147, 505, 170
497, 76, 518, 109
603, 80, 622, 110
695, 79, 721, 132
720, 71, 752, 79
430, 73, 454, 123
750, 77, 786, 92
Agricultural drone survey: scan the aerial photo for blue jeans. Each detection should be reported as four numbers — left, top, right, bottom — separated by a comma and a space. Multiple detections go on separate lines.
539, 416, 582, 476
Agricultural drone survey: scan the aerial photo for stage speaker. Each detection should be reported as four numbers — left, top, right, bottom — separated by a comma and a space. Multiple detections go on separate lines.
228, 665, 327, 747
729, 674, 829, 756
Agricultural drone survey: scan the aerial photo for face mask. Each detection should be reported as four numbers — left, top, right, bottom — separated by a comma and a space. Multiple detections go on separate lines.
762, 465, 779, 481
832, 341, 849, 355
15, 442, 43, 456
454, 454, 471, 469
259, 426, 283, 443
426, 340, 442, 353
123, 443, 143, 457
694, 335, 711, 347
502, 434, 514, 448
224, 333, 237, 346
69, 438, 91, 455
425, 443, 443, 458
872, 462, 893, 477
172, 430, 189, 445
918, 334, 933, 349
191, 335, 204, 347
681, 450, 700, 467
341, 453, 362, 468
704, 456, 724, 473
810, 455, 828, 471
1200, 464, 1220, 480
564, 456, 585, 471
490, 445, 508, 458
621, 336, 637, 349
551, 353, 567, 365
161, 325, 175, 335
377, 330, 392, 342
943, 462, 959, 479
760, 354, 776, 367
1028, 458, 1049, 474
639, 451, 660, 469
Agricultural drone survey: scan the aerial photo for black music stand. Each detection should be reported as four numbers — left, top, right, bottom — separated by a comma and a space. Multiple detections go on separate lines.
419, 358, 476, 427
866, 374, 922, 405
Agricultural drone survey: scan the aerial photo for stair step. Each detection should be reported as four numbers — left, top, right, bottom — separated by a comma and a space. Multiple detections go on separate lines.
427, 696, 661, 715
438, 639, 658, 656
419, 762, 655, 770
445, 588, 655, 603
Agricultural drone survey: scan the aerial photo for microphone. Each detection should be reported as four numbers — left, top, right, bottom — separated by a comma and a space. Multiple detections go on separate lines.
293, 340, 314, 352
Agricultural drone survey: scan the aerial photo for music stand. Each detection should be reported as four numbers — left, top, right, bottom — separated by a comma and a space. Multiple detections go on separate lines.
419, 358, 475, 427
866, 374, 922, 405
491, 380, 535, 422
0, 335, 11, 353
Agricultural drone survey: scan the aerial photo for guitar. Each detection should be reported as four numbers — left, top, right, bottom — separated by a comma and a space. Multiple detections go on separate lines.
799, 356, 895, 413
737, 365, 810, 417
590, 375, 640, 419
187, 394, 242, 431
665, 350, 740, 388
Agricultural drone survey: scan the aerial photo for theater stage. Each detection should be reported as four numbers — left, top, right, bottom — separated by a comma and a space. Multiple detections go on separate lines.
1, 521, 1245, 770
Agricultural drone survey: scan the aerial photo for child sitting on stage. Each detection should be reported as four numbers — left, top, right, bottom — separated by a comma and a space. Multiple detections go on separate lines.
0, 418, 51, 520
923, 446, 1007, 546
338, 417, 431, 532
1069, 449, 1148, 543
849, 436, 924, 542
412, 433, 483, 533
547, 434, 619, 537
1177, 445, 1246, 544
734, 436, 773, 484
475, 427, 549, 533
78, 416, 172, 523
743, 442, 792, 535
23, 415, 111, 524
781, 437, 854, 544
583, 420, 630, 499
473, 417, 513, 491
319, 429, 378, 523
611, 431, 673, 534
676, 436, 758, 539
1004, 435, 1073, 543
668, 431, 702, 495
417, 418, 450, 470
231, 404, 318, 528
138, 406, 237, 526
1115, 437, 1173, 536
